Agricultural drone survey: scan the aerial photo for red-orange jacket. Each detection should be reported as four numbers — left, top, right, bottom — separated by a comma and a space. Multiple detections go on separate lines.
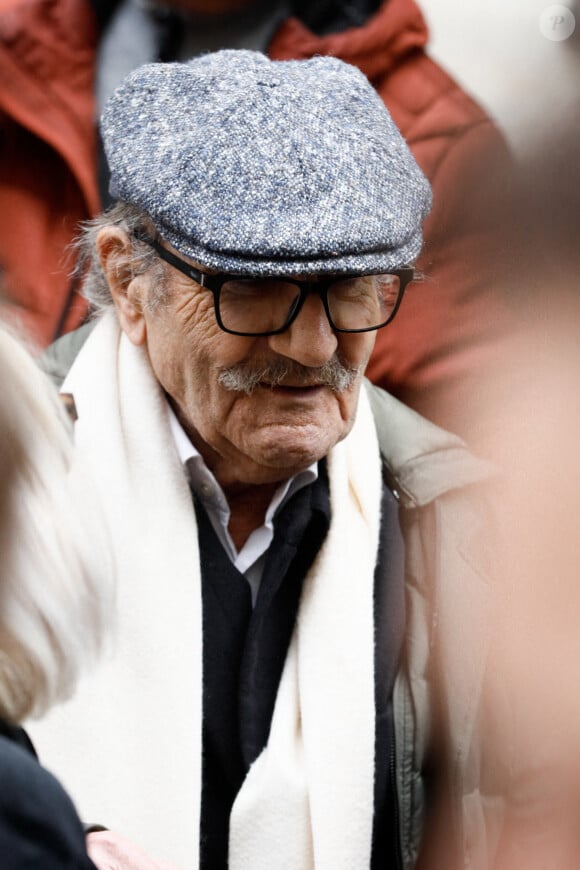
0, 0, 514, 441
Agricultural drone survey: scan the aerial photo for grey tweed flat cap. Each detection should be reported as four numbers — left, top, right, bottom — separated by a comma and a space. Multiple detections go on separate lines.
102, 49, 432, 275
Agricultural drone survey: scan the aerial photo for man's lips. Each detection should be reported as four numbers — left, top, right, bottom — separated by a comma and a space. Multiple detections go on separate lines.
259, 381, 326, 391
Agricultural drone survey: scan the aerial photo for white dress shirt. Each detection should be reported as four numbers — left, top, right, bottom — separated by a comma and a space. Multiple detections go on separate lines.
167, 403, 317, 604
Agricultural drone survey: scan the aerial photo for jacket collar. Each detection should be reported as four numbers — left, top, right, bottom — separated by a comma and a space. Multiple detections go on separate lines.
270, 0, 428, 82
364, 379, 497, 508
289, 0, 382, 35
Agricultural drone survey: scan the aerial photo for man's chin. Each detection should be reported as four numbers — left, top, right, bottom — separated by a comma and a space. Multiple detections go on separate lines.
242, 422, 347, 475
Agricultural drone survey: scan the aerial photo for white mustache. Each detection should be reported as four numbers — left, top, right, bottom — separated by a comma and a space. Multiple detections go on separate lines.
218, 358, 362, 395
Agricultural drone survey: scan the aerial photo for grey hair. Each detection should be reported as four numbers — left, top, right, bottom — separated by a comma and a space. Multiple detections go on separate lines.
0, 325, 114, 723
74, 201, 168, 315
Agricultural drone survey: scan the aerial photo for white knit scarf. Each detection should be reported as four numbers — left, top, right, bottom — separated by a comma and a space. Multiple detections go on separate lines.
35, 311, 383, 869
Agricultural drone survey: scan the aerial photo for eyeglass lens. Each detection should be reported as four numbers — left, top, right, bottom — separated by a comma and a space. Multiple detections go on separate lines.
218, 274, 401, 334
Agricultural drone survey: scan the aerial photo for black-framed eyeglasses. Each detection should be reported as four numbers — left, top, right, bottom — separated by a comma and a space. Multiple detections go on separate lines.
134, 232, 416, 336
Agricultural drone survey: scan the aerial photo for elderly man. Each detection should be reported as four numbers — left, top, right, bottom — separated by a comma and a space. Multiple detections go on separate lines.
29, 51, 496, 870
0, 0, 514, 453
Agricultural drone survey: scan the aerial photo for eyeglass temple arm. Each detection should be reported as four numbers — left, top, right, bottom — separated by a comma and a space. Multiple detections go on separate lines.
133, 231, 206, 283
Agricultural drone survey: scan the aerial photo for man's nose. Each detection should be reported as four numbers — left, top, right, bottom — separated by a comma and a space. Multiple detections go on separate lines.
266, 293, 338, 366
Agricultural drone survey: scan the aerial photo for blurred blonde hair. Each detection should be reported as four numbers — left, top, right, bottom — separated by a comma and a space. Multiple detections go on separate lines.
0, 325, 114, 724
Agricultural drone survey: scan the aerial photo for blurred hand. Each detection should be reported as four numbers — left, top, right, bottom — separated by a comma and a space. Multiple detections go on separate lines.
87, 830, 181, 870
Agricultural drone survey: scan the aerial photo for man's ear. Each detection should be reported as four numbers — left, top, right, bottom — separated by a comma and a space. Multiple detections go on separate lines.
96, 227, 147, 346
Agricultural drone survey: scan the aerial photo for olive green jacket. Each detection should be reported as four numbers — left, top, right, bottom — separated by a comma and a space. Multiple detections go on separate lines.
367, 382, 501, 868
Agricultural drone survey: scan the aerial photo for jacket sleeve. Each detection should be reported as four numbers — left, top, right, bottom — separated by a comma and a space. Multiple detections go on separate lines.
0, 737, 96, 869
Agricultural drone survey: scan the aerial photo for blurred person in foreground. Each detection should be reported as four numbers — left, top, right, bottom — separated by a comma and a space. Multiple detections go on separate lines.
454, 109, 580, 870
0, 0, 514, 449
27, 50, 509, 870
0, 326, 180, 869
0, 324, 111, 868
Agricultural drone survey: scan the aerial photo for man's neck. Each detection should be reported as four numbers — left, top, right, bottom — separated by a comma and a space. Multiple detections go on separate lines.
222, 481, 279, 550
167, 397, 317, 553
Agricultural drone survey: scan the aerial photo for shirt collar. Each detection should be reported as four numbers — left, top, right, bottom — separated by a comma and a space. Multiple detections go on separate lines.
167, 401, 319, 604
166, 400, 318, 528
